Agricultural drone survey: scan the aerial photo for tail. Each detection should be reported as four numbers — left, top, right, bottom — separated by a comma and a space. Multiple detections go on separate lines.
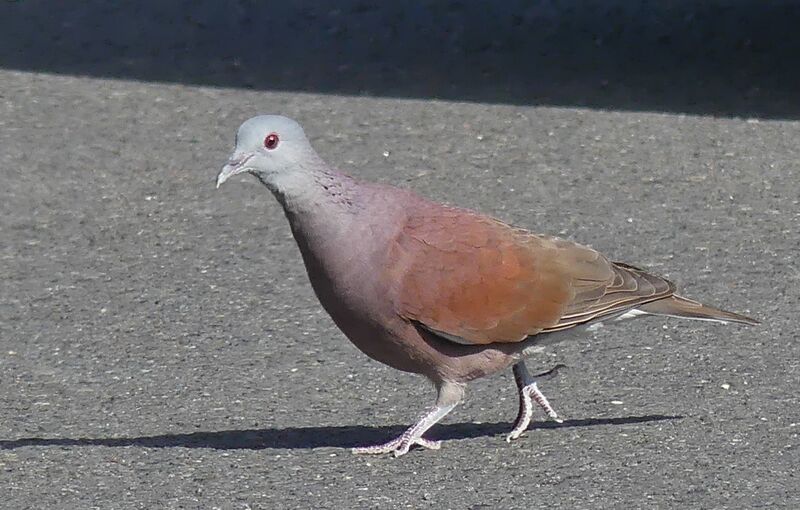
637, 295, 759, 326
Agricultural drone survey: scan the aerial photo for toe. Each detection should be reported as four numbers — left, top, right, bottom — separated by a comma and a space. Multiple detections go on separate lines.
393, 443, 411, 457
416, 438, 441, 450
506, 430, 524, 442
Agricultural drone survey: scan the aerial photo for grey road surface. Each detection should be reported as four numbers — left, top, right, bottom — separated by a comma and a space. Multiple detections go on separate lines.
1, 58, 798, 510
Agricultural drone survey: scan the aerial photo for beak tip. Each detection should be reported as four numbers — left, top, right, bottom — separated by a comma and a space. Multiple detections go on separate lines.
217, 153, 252, 190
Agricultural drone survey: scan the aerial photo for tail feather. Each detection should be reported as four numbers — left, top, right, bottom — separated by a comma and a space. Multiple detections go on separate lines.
637, 295, 759, 326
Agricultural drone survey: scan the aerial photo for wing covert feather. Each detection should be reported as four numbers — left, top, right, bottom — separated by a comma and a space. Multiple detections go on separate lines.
387, 209, 674, 344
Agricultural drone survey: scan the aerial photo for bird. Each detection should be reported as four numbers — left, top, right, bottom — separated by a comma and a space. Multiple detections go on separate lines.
216, 115, 758, 457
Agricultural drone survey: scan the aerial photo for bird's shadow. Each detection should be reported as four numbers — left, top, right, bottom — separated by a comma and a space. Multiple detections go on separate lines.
0, 414, 680, 451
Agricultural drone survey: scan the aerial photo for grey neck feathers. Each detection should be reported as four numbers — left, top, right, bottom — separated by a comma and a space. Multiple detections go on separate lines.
256, 156, 359, 238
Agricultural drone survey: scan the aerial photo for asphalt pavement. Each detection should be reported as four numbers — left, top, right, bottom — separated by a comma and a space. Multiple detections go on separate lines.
1, 3, 799, 509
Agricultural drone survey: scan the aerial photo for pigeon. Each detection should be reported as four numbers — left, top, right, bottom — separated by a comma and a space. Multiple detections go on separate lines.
216, 115, 758, 456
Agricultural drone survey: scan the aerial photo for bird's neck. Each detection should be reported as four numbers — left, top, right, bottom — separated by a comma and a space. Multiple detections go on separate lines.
262, 165, 367, 306
258, 162, 361, 249
264, 166, 353, 215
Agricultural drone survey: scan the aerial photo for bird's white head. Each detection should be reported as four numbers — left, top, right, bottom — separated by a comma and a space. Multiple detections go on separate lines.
217, 115, 315, 189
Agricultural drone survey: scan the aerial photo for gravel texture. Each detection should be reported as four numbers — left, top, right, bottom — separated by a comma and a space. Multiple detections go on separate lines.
1, 2, 799, 509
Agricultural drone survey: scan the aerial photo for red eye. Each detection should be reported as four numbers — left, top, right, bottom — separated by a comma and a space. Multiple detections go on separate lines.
264, 133, 279, 150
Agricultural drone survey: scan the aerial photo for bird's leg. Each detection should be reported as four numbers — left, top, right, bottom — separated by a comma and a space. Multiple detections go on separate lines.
507, 361, 563, 442
352, 381, 464, 457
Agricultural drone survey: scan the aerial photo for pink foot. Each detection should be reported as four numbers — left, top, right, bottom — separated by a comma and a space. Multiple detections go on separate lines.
352, 435, 441, 457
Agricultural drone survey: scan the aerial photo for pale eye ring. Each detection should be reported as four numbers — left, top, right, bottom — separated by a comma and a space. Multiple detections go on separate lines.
264, 133, 279, 150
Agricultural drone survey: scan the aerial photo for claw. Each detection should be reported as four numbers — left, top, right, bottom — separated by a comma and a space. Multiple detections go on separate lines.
506, 430, 525, 442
